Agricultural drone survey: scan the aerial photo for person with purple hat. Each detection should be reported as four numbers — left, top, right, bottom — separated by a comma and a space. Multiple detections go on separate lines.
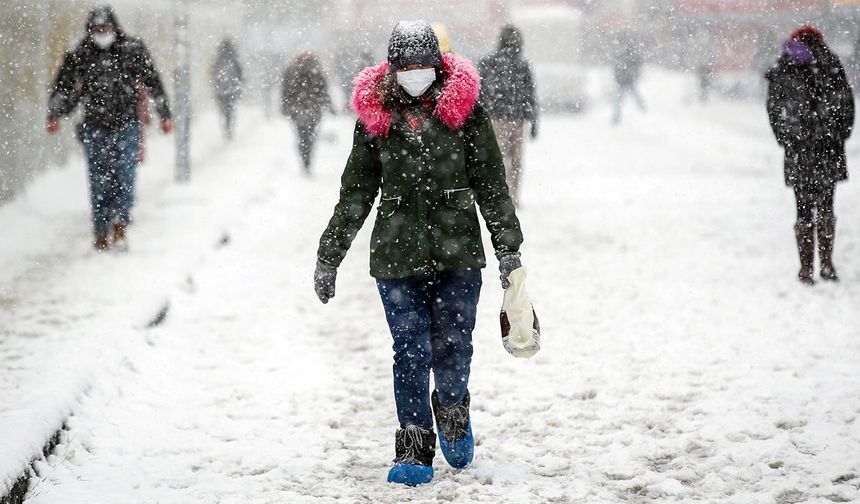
765, 26, 854, 285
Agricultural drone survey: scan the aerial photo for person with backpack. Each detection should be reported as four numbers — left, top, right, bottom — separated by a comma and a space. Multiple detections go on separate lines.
47, 6, 172, 252
766, 26, 854, 284
314, 20, 525, 486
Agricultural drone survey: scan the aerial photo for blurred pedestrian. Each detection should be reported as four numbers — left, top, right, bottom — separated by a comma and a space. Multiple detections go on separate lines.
612, 34, 646, 124
765, 26, 854, 284
281, 51, 332, 174
691, 29, 716, 102
478, 24, 538, 207
211, 38, 243, 140
47, 6, 172, 252
314, 20, 524, 486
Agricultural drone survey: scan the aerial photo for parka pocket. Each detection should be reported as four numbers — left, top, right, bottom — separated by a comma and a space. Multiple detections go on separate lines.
378, 196, 402, 219
444, 188, 475, 210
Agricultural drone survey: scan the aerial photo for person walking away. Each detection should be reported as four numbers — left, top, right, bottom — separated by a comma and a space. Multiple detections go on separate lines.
691, 29, 716, 103
47, 6, 172, 252
612, 34, 646, 124
212, 38, 243, 140
313, 20, 525, 486
766, 26, 854, 284
281, 52, 332, 174
478, 24, 538, 208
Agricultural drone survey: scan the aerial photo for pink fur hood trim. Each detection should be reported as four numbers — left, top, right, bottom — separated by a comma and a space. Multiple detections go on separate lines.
351, 53, 481, 138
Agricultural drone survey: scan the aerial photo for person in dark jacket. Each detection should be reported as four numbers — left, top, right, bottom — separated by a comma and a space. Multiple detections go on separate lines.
281, 51, 332, 173
766, 26, 854, 284
314, 20, 525, 486
612, 33, 646, 124
478, 24, 538, 207
47, 6, 172, 252
211, 38, 243, 140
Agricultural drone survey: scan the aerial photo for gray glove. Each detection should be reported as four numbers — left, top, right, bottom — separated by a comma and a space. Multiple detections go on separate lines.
497, 251, 522, 289
314, 260, 337, 304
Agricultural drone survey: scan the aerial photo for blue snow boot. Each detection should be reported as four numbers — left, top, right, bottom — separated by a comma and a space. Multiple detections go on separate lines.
386, 425, 436, 486
432, 390, 474, 469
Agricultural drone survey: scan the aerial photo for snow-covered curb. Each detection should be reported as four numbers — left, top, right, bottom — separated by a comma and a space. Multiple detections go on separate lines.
0, 108, 309, 503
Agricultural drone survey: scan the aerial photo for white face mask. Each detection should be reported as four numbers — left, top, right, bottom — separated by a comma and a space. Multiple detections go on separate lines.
396, 68, 436, 98
92, 32, 116, 49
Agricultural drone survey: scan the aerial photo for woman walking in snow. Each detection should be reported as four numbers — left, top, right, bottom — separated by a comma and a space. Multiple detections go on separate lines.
766, 26, 854, 284
314, 21, 524, 486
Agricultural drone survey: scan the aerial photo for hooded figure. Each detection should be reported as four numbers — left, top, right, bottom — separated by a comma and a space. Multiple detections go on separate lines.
47, 5, 172, 252
478, 24, 538, 208
211, 39, 243, 140
281, 51, 332, 173
766, 26, 854, 284
314, 20, 524, 487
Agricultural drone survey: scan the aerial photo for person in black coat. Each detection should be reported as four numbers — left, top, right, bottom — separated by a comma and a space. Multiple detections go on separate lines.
478, 24, 538, 207
211, 39, 243, 140
766, 26, 854, 284
47, 6, 172, 251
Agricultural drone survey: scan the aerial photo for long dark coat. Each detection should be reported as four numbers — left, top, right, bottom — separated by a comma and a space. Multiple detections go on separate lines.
212, 41, 243, 102
281, 53, 331, 123
48, 7, 171, 130
766, 44, 854, 187
478, 26, 538, 124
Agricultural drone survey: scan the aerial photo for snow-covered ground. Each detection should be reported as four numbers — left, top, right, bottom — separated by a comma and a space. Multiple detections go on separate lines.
5, 70, 860, 504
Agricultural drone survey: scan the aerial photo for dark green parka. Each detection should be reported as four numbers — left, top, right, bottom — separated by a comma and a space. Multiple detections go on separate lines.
317, 54, 522, 279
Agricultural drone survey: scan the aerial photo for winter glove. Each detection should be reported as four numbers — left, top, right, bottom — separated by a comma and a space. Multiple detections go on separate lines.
497, 251, 522, 289
530, 122, 538, 140
314, 260, 337, 304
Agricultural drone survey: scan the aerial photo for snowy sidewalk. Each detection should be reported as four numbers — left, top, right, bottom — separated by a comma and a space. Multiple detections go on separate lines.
11, 72, 860, 504
0, 109, 321, 501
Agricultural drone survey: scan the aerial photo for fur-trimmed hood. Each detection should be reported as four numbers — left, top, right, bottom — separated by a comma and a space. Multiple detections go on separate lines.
351, 53, 480, 138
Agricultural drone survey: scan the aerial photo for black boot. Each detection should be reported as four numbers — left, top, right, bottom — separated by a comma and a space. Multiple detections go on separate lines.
818, 216, 838, 281
794, 222, 815, 285
432, 391, 474, 468
387, 425, 435, 486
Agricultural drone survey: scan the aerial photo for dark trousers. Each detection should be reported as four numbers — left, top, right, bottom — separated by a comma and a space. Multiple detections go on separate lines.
80, 122, 141, 235
293, 116, 320, 172
376, 270, 482, 429
217, 97, 236, 139
794, 181, 835, 225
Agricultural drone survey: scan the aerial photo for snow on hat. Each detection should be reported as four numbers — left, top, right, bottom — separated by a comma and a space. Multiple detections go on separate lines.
790, 25, 824, 43
87, 5, 119, 30
387, 20, 442, 70
783, 40, 814, 65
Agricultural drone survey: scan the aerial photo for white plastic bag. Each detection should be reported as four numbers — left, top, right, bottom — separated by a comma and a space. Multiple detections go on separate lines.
500, 267, 541, 359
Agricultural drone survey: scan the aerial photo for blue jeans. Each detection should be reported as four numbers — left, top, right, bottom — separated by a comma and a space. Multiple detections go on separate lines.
80, 122, 141, 235
377, 270, 482, 429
